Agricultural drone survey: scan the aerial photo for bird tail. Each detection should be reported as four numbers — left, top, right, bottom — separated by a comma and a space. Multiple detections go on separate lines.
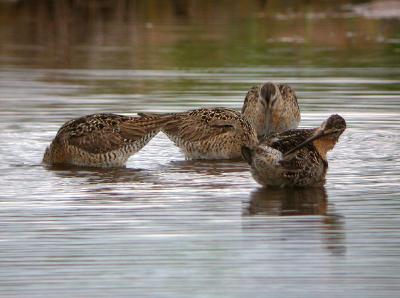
118, 114, 178, 139
42, 147, 51, 164
138, 112, 175, 118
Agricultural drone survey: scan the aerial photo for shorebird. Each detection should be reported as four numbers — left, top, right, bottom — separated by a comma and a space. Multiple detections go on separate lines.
43, 113, 172, 167
161, 107, 258, 160
243, 82, 301, 138
150, 82, 300, 160
241, 114, 346, 187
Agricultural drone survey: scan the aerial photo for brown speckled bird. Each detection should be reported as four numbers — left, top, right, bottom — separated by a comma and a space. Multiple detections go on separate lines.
242, 114, 346, 187
243, 82, 301, 138
157, 82, 300, 160
43, 113, 172, 167
161, 108, 258, 160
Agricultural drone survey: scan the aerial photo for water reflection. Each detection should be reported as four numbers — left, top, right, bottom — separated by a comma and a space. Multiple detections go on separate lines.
243, 187, 347, 256
164, 159, 248, 175
244, 187, 328, 216
322, 213, 347, 256
0, 1, 399, 297
0, 0, 398, 69
45, 164, 154, 184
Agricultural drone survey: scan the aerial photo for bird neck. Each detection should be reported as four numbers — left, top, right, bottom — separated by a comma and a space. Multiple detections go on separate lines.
312, 138, 336, 160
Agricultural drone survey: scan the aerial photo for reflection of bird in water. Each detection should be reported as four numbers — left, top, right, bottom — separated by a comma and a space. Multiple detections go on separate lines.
46, 165, 152, 184
163, 159, 249, 176
141, 82, 300, 160
243, 187, 346, 256
47, 166, 160, 203
244, 187, 328, 216
43, 113, 173, 167
242, 114, 346, 187
322, 213, 347, 256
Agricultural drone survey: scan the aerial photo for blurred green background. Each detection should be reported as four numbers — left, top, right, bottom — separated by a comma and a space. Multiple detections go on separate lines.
1, 0, 399, 69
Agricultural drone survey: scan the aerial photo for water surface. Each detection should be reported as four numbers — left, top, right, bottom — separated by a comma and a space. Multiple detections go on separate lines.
0, 1, 400, 297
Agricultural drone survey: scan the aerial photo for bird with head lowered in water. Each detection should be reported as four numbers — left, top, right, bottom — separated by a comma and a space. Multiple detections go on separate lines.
144, 82, 301, 160
241, 114, 346, 187
43, 113, 173, 167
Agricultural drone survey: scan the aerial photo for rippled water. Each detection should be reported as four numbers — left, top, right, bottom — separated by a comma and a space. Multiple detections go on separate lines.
1, 1, 400, 297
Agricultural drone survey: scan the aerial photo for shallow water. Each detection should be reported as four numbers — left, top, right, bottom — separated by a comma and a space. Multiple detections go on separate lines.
0, 1, 400, 297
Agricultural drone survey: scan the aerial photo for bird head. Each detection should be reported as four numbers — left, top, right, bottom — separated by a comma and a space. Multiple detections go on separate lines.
283, 114, 346, 158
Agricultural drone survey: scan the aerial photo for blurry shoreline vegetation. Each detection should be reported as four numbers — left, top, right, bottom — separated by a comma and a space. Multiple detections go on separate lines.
0, 0, 399, 69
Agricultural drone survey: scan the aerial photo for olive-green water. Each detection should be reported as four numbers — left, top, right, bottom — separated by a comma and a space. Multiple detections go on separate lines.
0, 1, 400, 297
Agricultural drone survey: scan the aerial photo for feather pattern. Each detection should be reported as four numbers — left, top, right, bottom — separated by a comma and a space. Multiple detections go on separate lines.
162, 108, 258, 160
43, 113, 171, 167
243, 128, 331, 187
261, 128, 316, 153
242, 83, 301, 137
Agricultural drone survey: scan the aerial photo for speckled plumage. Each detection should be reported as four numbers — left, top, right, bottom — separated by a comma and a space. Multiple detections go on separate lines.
242, 114, 346, 187
162, 108, 258, 160
242, 83, 301, 137
159, 82, 300, 160
43, 113, 171, 167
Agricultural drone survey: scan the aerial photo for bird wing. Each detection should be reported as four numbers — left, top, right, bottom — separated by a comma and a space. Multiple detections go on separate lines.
163, 108, 240, 142
58, 113, 166, 154
279, 147, 311, 171
279, 148, 325, 186
261, 128, 316, 154
241, 86, 259, 114
278, 84, 298, 102
278, 84, 301, 123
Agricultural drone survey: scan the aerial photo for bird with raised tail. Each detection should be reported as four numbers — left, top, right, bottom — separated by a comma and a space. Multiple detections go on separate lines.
241, 114, 346, 187
160, 107, 258, 160
43, 113, 173, 167
156, 82, 301, 160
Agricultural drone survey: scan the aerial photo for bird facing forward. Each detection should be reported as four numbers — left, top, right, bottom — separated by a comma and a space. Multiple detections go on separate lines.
242, 82, 301, 138
158, 82, 301, 160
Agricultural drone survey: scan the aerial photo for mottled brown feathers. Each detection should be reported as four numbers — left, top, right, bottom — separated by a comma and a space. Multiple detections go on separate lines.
244, 115, 346, 187
164, 108, 252, 140
261, 129, 316, 154
278, 84, 300, 111
162, 108, 258, 159
43, 113, 171, 167
60, 113, 169, 153
43, 82, 302, 166
242, 82, 301, 137
241, 86, 259, 114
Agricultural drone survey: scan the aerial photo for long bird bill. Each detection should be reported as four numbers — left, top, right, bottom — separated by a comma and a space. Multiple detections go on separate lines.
283, 128, 340, 158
